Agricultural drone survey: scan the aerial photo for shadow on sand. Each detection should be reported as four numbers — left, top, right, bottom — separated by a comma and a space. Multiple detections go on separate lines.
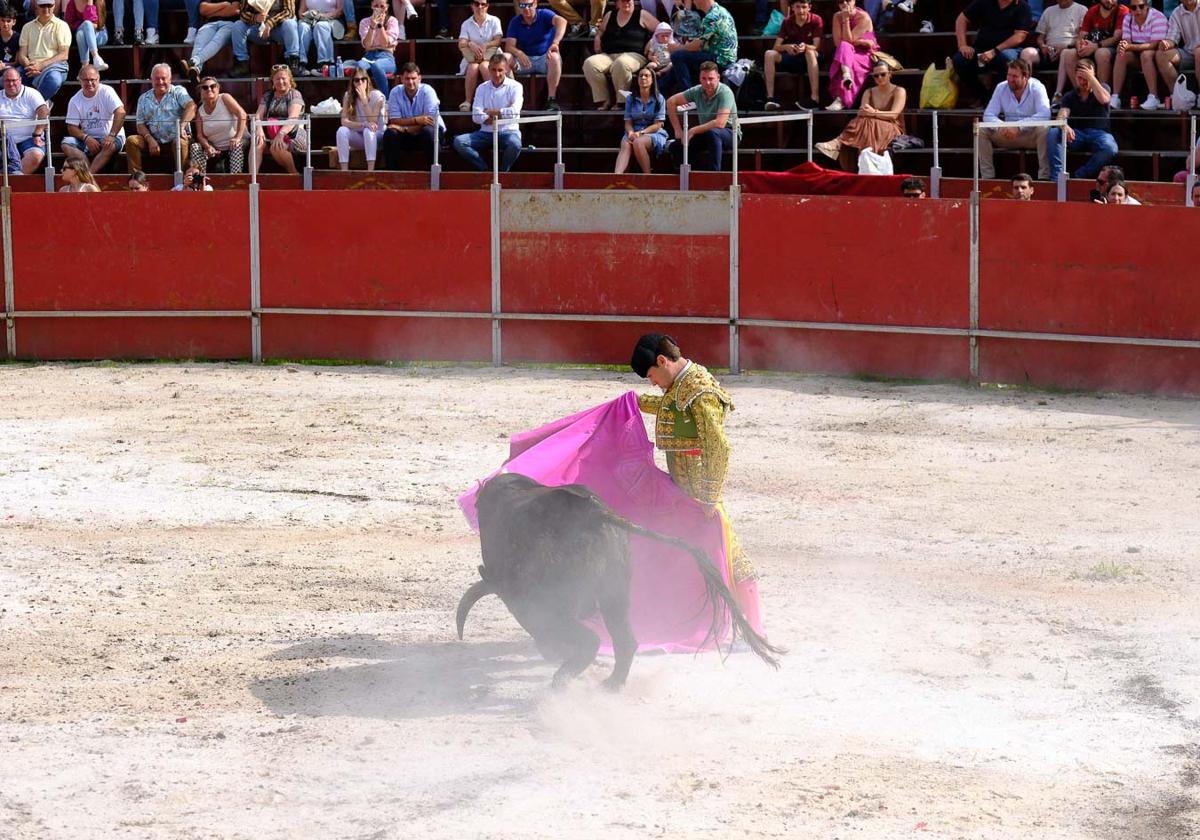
250, 636, 550, 721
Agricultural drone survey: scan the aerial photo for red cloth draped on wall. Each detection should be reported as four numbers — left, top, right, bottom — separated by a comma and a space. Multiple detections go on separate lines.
740, 162, 913, 196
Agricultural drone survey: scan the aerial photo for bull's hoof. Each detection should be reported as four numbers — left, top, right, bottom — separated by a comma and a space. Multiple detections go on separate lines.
600, 675, 626, 692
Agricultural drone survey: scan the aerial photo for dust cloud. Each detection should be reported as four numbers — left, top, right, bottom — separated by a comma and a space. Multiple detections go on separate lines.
0, 363, 1197, 839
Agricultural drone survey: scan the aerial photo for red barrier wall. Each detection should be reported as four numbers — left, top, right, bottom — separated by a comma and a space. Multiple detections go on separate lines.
738, 194, 971, 379
978, 201, 1200, 394
11, 192, 252, 359
261, 314, 491, 362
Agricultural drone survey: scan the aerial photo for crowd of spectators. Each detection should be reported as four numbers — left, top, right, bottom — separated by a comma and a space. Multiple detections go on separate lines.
0, 0, 1196, 192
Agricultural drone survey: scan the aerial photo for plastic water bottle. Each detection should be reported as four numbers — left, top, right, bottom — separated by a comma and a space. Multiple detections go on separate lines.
335, 57, 343, 77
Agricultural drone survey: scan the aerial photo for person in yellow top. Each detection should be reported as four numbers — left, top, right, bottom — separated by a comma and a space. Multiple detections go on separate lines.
17, 0, 71, 101
630, 332, 762, 635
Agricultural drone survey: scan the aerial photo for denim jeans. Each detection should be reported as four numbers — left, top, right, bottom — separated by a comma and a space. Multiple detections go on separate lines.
1047, 126, 1118, 180
233, 18, 300, 60
453, 128, 520, 171
351, 49, 395, 94
111, 0, 159, 31
300, 18, 345, 65
75, 20, 108, 62
21, 62, 68, 100
669, 125, 734, 171
191, 19, 238, 68
663, 49, 720, 93
951, 47, 1020, 102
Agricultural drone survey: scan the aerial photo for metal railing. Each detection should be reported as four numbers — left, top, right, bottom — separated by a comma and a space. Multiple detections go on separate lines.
732, 112, 812, 187
0, 118, 54, 192
491, 112, 563, 188
973, 117, 1068, 201
930, 110, 941, 198
250, 116, 313, 189
1187, 113, 1196, 208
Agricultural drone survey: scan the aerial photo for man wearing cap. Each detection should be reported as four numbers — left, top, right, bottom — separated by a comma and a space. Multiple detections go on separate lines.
630, 333, 762, 632
17, 0, 70, 102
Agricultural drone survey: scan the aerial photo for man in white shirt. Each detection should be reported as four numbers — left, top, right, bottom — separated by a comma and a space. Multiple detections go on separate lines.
1155, 0, 1200, 96
61, 65, 126, 172
452, 52, 523, 171
0, 66, 48, 174
977, 57, 1052, 179
1020, 0, 1087, 101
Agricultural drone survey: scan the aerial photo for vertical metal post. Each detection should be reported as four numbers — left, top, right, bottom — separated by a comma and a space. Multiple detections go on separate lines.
1056, 126, 1067, 202
173, 118, 184, 188
249, 117, 258, 185
303, 115, 313, 190
728, 184, 740, 375
972, 120, 980, 196
1187, 114, 1196, 207
492, 122, 500, 186
732, 118, 739, 187
806, 115, 812, 163
2, 181, 13, 359
553, 112, 564, 190
679, 109, 689, 192
969, 188, 980, 384
2, 121, 8, 191
249, 180, 262, 363
430, 117, 442, 191
42, 118, 55, 194
930, 110, 942, 198
489, 181, 501, 366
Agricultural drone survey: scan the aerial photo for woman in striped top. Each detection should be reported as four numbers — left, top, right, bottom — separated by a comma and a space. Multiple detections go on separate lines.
1111, 0, 1169, 109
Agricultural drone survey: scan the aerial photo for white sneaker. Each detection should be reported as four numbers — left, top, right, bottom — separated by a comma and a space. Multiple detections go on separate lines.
827, 99, 844, 110
920, 19, 933, 31
1140, 94, 1162, 110
145, 27, 159, 44
184, 26, 197, 44
1110, 95, 1121, 109
91, 53, 109, 72
897, 0, 914, 12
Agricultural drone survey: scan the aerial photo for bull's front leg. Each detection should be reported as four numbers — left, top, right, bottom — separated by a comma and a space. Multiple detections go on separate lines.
548, 617, 601, 689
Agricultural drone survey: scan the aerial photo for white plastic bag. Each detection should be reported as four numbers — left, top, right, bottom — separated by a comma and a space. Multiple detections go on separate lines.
1173, 75, 1196, 111
722, 58, 754, 88
857, 148, 894, 175
311, 97, 342, 115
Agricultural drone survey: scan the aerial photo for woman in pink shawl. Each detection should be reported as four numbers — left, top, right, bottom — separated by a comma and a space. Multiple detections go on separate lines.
827, 0, 876, 110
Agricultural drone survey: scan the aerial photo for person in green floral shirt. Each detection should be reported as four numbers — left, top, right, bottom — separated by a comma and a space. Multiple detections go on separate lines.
664, 0, 738, 90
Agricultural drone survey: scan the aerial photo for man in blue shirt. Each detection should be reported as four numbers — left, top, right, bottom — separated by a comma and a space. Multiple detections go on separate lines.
504, 0, 566, 110
383, 62, 446, 168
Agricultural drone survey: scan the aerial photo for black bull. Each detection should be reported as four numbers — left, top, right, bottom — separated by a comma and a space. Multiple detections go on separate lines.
456, 473, 783, 689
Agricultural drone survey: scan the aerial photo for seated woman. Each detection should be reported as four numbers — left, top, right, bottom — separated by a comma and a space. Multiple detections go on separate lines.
1103, 179, 1135, 204
815, 59, 905, 167
456, 0, 503, 111
298, 0, 348, 76
583, 0, 658, 110
253, 64, 307, 175
64, 0, 110, 71
336, 68, 387, 170
827, 0, 876, 111
191, 76, 249, 175
351, 0, 414, 94
59, 158, 100, 191
615, 64, 668, 173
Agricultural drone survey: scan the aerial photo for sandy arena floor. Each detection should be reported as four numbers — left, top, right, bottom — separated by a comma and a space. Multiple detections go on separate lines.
0, 363, 1197, 840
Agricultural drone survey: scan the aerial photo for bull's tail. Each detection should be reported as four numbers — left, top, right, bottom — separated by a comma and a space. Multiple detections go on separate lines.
608, 516, 785, 670
456, 577, 493, 640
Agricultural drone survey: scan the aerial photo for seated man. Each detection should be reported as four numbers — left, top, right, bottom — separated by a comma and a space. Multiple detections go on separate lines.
666, 59, 739, 171
453, 52, 523, 171
1011, 171, 1034, 198
764, 0, 823, 111
183, 0, 244, 81
230, 0, 302, 77
900, 175, 926, 197
16, 0, 69, 101
1048, 57, 1117, 181
126, 63, 196, 173
61, 65, 126, 173
504, 0, 565, 111
1061, 0, 1126, 89
1020, 0, 1086, 103
664, 0, 738, 93
383, 61, 445, 168
0, 65, 47, 174
1155, 0, 1200, 104
977, 58, 1051, 180
951, 0, 1034, 107
1095, 163, 1140, 203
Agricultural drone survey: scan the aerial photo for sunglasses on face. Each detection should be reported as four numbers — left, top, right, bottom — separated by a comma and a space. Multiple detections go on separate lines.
518, 2, 534, 7
1130, 3, 1146, 7
472, 1, 487, 5
200, 83, 217, 90
871, 71, 887, 78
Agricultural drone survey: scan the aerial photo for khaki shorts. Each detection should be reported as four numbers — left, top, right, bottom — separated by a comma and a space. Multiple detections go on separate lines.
460, 44, 503, 64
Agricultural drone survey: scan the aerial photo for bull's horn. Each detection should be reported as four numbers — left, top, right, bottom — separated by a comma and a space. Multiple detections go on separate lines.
455, 580, 492, 640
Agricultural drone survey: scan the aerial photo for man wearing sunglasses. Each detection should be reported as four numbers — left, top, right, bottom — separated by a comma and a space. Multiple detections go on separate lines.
504, 0, 566, 110
951, 0, 1034, 107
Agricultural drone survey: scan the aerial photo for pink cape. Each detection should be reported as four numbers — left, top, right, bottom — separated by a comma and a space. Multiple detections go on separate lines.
458, 391, 732, 653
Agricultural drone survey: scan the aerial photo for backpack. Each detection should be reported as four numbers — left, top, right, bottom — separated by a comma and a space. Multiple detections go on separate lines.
734, 66, 767, 111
